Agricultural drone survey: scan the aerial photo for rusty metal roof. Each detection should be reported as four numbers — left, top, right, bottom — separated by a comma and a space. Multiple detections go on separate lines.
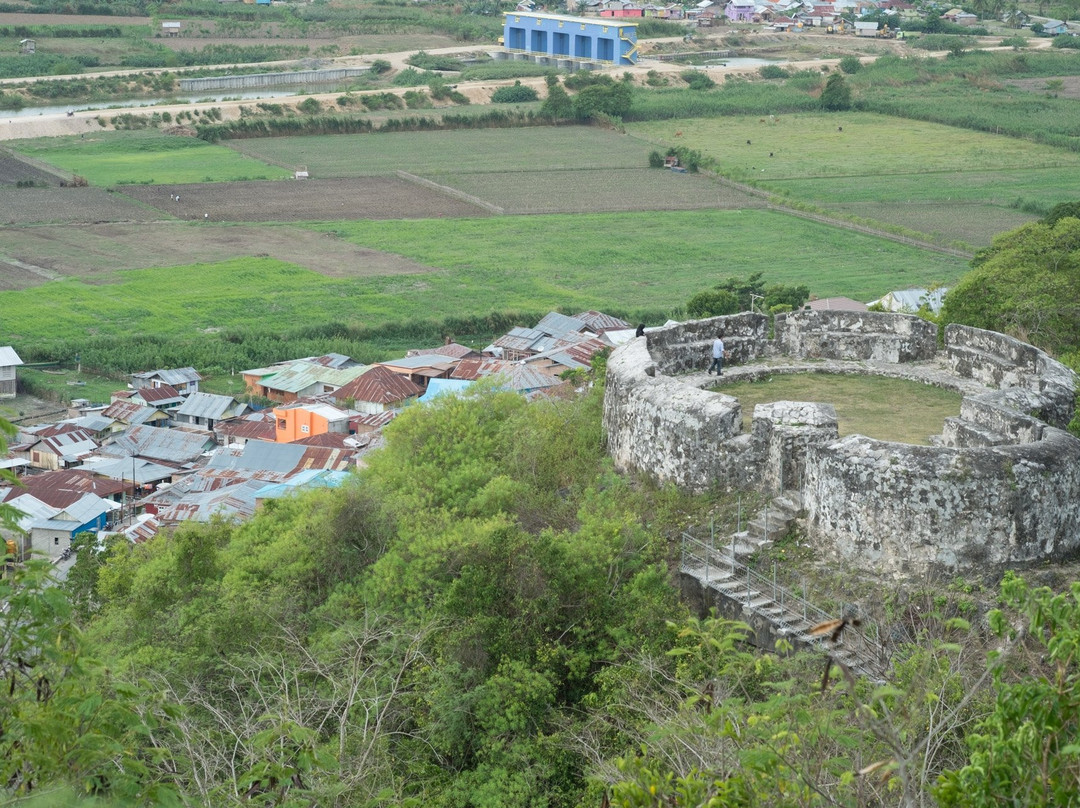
332, 366, 423, 406
406, 343, 481, 360
2, 468, 124, 508
573, 310, 631, 332
134, 384, 183, 404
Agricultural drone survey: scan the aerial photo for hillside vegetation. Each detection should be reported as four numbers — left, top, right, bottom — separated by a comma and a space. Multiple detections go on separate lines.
3, 374, 1077, 807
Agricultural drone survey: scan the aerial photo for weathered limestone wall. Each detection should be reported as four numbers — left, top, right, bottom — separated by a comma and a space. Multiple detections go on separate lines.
647, 312, 769, 376
945, 324, 1077, 428
603, 337, 754, 492
603, 311, 1080, 577
775, 310, 937, 363
803, 430, 1080, 577
752, 402, 838, 496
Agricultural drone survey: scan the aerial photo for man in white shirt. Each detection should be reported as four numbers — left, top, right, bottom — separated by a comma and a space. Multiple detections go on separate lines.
708, 331, 725, 376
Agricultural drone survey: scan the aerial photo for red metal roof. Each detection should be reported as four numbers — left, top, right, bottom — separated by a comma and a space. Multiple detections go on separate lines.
135, 384, 181, 403
407, 343, 481, 360
3, 468, 124, 508
333, 366, 423, 406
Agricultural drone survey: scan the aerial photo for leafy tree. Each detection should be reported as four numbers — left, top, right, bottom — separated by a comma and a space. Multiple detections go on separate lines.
680, 69, 716, 90
570, 77, 632, 120
940, 217, 1080, 355
936, 574, 1080, 807
1042, 200, 1080, 225
540, 73, 573, 120
687, 272, 810, 317
820, 72, 852, 111
839, 54, 862, 74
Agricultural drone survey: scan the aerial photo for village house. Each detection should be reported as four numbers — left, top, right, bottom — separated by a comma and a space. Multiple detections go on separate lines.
131, 367, 202, 396
0, 346, 23, 399
26, 494, 115, 560
216, 411, 278, 446
273, 400, 355, 443
102, 400, 170, 431
129, 384, 186, 411
1, 467, 126, 511
374, 355, 458, 390
726, 0, 756, 21
452, 358, 566, 397
100, 424, 217, 469
172, 392, 249, 431
13, 425, 98, 471
241, 359, 367, 403
330, 365, 424, 414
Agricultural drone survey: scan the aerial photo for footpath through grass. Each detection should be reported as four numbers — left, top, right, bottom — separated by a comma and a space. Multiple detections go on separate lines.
718, 372, 962, 445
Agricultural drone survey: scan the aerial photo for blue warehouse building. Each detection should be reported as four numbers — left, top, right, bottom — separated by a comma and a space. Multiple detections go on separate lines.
500, 12, 638, 68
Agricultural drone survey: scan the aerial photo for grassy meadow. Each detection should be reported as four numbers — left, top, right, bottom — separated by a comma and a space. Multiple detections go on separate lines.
10, 130, 290, 186
0, 211, 967, 353
719, 372, 962, 445
624, 112, 1080, 244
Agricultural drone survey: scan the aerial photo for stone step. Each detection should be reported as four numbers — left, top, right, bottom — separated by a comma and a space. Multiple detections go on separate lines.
941, 415, 1010, 449
746, 515, 790, 543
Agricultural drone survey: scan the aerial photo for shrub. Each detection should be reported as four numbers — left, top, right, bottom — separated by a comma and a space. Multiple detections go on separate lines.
491, 81, 539, 103
393, 67, 436, 87
838, 55, 862, 74
759, 64, 791, 79
369, 59, 391, 74
1052, 34, 1080, 49
296, 97, 322, 114
403, 90, 431, 108
680, 69, 716, 90
648, 150, 665, 168
406, 51, 465, 71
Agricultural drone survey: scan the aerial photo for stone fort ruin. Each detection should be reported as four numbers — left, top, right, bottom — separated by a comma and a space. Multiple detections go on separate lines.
603, 311, 1080, 579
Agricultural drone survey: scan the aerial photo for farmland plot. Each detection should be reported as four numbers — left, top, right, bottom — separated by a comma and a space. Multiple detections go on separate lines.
424, 168, 764, 214
626, 113, 1080, 245
0, 222, 435, 288
228, 126, 655, 178
119, 177, 491, 221
0, 187, 164, 226
10, 130, 290, 187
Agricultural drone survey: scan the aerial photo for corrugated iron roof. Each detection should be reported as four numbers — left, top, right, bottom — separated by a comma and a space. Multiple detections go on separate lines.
134, 384, 183, 404
3, 469, 124, 508
807, 297, 868, 312
105, 424, 216, 465
376, 355, 458, 372
537, 311, 590, 337
217, 417, 276, 443
333, 366, 423, 406
174, 392, 248, 421
260, 361, 367, 395
352, 411, 396, 429
0, 346, 23, 366
132, 367, 202, 385
573, 310, 631, 332
406, 343, 481, 360
102, 400, 166, 425
207, 440, 307, 474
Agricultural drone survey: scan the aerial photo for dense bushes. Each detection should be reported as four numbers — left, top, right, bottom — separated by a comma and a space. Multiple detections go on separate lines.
491, 80, 539, 103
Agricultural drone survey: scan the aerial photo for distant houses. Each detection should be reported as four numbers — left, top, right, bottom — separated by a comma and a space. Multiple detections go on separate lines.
0, 346, 23, 399
0, 313, 632, 549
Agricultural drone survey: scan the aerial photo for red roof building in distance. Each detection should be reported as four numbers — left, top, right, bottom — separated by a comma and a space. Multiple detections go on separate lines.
406, 342, 481, 360
573, 310, 631, 334
1, 468, 125, 509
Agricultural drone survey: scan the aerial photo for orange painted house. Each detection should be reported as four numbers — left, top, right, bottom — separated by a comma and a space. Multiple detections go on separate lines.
273, 402, 352, 444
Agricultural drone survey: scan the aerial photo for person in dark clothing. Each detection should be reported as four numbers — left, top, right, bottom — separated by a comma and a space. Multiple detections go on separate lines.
635, 323, 645, 338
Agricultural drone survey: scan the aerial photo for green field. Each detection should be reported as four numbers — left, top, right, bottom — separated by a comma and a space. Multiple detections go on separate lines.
0, 211, 967, 350
10, 130, 290, 186
626, 112, 1080, 245
719, 372, 962, 445
228, 126, 655, 177
422, 167, 764, 213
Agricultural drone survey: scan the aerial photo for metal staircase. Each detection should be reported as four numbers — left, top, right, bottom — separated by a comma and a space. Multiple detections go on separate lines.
681, 494, 889, 682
